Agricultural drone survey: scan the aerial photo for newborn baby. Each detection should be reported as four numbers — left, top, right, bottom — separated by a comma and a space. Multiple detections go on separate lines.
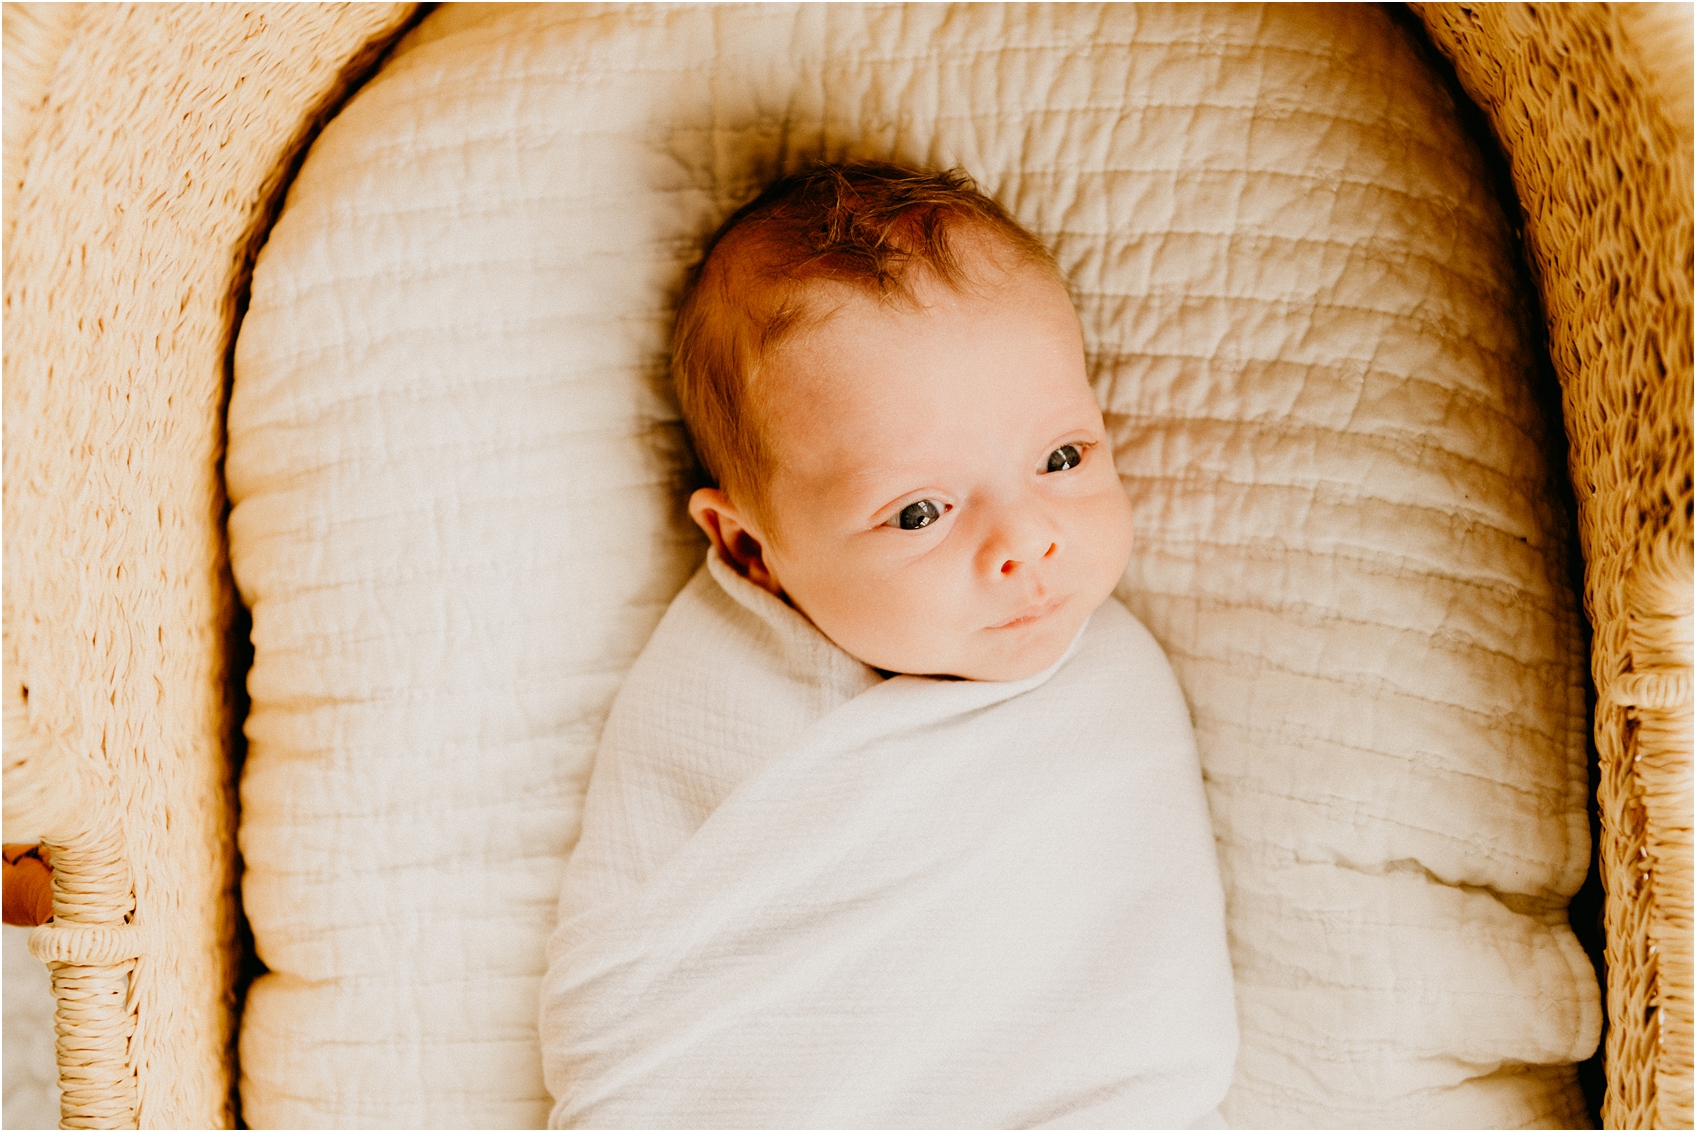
540, 163, 1237, 1128
676, 166, 1132, 683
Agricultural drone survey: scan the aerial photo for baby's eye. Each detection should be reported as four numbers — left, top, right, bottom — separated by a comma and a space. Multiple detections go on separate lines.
888, 499, 945, 530
1045, 444, 1083, 473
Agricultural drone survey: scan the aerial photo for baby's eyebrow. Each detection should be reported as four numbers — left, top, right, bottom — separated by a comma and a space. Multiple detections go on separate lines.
839, 461, 929, 493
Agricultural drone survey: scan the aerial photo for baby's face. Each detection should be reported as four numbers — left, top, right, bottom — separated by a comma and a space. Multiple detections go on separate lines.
750, 252, 1134, 681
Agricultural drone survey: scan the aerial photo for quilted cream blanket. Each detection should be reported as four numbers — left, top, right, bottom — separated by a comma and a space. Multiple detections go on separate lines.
232, 4, 1601, 1126
540, 554, 1237, 1128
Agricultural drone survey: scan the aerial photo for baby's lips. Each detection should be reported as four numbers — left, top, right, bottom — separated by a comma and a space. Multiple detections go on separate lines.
990, 595, 1064, 630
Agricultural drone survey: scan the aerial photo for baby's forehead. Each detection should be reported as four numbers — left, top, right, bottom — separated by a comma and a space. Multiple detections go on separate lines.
762, 269, 1081, 415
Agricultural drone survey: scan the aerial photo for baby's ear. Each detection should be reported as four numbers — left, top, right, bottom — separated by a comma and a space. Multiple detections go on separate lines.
688, 488, 784, 597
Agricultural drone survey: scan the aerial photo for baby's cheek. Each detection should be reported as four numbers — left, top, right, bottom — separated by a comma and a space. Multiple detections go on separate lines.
1087, 487, 1136, 586
814, 569, 938, 668
1115, 492, 1135, 561
879, 562, 975, 665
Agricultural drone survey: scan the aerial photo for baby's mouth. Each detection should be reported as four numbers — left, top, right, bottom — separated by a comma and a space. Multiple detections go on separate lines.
991, 596, 1064, 630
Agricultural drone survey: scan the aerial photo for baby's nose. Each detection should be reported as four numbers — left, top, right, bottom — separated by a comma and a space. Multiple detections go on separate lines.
987, 508, 1061, 576
1000, 539, 1058, 575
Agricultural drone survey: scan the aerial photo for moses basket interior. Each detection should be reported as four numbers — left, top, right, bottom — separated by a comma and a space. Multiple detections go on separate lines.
2, 2, 1689, 1128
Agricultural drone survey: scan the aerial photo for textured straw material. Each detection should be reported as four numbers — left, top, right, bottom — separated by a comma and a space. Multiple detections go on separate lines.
2, 4, 418, 1127
2, 2, 1690, 1128
1415, 6, 1695, 1128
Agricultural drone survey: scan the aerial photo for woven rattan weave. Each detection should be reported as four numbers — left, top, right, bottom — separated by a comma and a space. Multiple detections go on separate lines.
3, 3, 1689, 1128
1414, 6, 1694, 1126
3, 5, 417, 1126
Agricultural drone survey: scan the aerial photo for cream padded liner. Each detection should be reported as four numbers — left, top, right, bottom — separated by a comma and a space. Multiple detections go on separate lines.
227, 4, 1601, 1127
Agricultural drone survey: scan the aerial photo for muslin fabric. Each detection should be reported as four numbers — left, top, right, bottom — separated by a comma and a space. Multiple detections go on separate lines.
541, 554, 1238, 1129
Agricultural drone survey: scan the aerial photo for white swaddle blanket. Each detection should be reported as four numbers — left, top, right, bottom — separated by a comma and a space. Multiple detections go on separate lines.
540, 552, 1237, 1128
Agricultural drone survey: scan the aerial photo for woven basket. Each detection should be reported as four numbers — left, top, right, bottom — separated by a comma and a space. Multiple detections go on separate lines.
3, 4, 1689, 1128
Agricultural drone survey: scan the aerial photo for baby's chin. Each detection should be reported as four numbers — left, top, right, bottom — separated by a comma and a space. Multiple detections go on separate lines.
954, 625, 1079, 681
873, 605, 1087, 683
